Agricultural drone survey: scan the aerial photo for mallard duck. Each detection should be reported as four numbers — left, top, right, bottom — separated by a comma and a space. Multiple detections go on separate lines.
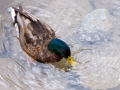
11, 5, 76, 67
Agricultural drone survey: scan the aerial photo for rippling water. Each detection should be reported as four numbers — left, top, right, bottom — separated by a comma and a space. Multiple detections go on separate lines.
1, 0, 120, 90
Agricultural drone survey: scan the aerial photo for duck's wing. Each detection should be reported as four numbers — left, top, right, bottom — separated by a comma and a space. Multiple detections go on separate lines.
11, 5, 55, 47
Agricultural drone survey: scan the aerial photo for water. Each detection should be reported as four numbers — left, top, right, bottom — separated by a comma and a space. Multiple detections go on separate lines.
0, 0, 120, 90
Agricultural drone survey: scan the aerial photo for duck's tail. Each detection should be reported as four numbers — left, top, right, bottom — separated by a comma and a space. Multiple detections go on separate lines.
11, 6, 20, 38
10, 5, 31, 44
10, 5, 36, 39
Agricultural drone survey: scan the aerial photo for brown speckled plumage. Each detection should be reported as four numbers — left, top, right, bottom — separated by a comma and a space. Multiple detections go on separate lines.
12, 5, 62, 63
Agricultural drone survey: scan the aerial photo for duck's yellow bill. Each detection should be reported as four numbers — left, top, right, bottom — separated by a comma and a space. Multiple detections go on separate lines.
66, 56, 77, 66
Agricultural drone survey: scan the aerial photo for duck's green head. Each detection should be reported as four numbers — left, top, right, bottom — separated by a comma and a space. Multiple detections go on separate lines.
48, 38, 76, 66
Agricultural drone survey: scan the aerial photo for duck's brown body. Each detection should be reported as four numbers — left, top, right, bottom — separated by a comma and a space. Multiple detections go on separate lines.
12, 5, 62, 63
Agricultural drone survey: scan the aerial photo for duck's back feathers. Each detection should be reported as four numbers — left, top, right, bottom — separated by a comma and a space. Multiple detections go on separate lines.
11, 5, 62, 63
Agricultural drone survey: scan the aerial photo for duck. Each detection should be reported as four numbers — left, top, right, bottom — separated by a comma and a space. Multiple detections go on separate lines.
11, 5, 76, 67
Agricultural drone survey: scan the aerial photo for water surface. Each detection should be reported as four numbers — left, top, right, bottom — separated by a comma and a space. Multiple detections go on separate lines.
0, 0, 120, 90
